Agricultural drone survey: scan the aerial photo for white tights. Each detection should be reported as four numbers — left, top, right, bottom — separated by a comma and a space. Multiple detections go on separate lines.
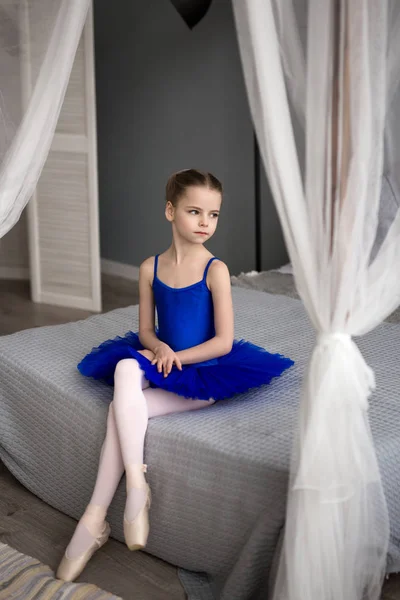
66, 358, 213, 558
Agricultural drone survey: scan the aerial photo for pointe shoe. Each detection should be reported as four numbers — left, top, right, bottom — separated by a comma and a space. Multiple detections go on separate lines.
124, 464, 152, 551
56, 521, 111, 582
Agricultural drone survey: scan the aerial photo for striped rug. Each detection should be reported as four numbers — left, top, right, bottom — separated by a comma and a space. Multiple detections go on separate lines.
0, 543, 122, 599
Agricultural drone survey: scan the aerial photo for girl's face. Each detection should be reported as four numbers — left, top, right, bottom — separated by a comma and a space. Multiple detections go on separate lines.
166, 186, 222, 244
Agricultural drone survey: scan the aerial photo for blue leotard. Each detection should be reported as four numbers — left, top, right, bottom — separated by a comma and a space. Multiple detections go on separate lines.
78, 256, 293, 401
153, 255, 216, 352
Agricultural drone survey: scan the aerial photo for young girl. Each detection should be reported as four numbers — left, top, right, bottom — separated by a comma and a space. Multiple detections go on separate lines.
56, 169, 293, 582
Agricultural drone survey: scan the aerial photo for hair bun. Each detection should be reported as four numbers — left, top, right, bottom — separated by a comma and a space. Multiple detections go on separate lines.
165, 169, 223, 206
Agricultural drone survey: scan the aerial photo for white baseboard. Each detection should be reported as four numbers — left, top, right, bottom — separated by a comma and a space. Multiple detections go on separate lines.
101, 258, 140, 281
0, 266, 30, 280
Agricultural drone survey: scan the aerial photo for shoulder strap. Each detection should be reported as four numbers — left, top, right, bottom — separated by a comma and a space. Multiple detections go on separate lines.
203, 257, 219, 281
153, 254, 159, 279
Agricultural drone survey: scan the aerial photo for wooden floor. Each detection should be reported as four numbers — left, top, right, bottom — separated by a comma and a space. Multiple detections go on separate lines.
0, 276, 399, 599
0, 276, 185, 600
0, 275, 140, 335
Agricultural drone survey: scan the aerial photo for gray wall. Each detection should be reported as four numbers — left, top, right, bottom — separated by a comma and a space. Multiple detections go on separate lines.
0, 9, 29, 275
260, 167, 288, 271
94, 0, 287, 274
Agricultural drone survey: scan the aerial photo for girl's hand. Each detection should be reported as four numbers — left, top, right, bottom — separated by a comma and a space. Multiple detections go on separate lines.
151, 342, 182, 377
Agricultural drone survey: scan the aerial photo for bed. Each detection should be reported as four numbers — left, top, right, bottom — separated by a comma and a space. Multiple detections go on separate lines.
0, 278, 400, 599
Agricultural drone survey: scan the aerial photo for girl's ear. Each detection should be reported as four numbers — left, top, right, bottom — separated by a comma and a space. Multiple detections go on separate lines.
165, 201, 175, 222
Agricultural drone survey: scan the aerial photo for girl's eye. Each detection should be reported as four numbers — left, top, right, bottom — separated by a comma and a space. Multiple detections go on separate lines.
211, 213, 219, 219
189, 210, 199, 215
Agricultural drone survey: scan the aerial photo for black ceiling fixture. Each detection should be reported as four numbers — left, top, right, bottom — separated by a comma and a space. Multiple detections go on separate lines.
169, 0, 213, 29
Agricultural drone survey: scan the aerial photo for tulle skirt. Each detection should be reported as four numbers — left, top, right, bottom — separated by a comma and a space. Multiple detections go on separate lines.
77, 331, 294, 401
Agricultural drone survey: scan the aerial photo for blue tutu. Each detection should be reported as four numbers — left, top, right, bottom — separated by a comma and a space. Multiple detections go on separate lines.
77, 331, 294, 401
78, 256, 294, 401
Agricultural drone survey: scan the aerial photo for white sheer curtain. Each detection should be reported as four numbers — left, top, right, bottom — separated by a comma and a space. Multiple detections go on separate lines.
0, 0, 90, 238
233, 1, 400, 599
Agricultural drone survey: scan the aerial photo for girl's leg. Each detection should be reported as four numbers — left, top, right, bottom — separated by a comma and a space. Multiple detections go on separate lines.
61, 402, 124, 560
58, 357, 212, 579
60, 366, 151, 563
111, 359, 213, 521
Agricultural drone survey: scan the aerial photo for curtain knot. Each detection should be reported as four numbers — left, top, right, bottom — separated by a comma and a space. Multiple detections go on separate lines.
317, 332, 351, 346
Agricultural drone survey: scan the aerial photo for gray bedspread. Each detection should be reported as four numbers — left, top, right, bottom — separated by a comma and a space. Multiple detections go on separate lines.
1, 286, 400, 600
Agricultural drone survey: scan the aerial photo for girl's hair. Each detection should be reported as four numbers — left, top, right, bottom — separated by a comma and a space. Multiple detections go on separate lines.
165, 169, 223, 206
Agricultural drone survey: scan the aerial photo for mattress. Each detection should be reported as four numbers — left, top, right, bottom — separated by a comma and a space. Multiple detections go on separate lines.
0, 287, 399, 599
